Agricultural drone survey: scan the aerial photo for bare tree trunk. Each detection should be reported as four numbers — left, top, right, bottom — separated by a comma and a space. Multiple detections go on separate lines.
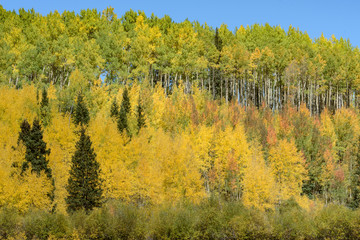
212, 68, 215, 99
220, 74, 223, 101
225, 76, 228, 104
164, 74, 167, 96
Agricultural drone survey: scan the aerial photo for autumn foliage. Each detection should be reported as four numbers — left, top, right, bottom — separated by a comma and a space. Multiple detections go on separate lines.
1, 6, 360, 238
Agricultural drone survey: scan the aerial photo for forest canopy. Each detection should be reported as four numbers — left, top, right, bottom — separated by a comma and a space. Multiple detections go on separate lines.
1, 5, 360, 238
0, 5, 359, 113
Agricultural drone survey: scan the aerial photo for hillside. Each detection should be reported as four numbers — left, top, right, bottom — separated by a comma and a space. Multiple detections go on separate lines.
1, 6, 360, 239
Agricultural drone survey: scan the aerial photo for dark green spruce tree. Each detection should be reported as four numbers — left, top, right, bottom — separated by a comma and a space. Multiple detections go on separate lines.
120, 87, 131, 114
21, 119, 52, 179
118, 107, 128, 134
17, 119, 55, 203
136, 96, 146, 133
66, 128, 103, 213
110, 97, 119, 119
17, 119, 31, 146
117, 87, 131, 134
13, 119, 32, 169
73, 92, 90, 126
40, 88, 50, 126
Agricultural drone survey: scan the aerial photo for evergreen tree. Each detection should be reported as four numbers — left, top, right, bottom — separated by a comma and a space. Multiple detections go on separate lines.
22, 119, 52, 179
136, 96, 146, 133
66, 128, 103, 213
214, 27, 223, 52
40, 88, 50, 126
18, 119, 31, 145
16, 119, 55, 203
40, 88, 49, 110
73, 92, 90, 126
120, 87, 131, 114
110, 97, 119, 118
117, 107, 129, 134
117, 87, 131, 134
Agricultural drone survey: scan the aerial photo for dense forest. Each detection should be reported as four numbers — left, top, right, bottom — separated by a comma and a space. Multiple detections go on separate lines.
1, 5, 360, 239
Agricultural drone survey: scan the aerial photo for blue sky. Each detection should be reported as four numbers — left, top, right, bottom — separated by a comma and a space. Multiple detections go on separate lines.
1, 0, 359, 48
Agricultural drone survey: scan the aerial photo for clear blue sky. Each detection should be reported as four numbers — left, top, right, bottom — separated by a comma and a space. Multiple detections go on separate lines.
1, 0, 359, 48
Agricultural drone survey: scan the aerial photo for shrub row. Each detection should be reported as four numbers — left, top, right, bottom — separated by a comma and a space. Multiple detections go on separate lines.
1, 199, 360, 239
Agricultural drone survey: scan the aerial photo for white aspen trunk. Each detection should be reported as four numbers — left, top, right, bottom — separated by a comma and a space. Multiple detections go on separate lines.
225, 76, 228, 104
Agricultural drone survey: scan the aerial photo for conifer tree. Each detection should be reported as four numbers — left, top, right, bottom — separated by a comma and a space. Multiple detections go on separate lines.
66, 128, 103, 213
214, 27, 223, 52
110, 97, 119, 119
40, 88, 50, 126
18, 119, 31, 145
118, 107, 129, 134
117, 87, 131, 134
40, 88, 49, 110
120, 87, 131, 114
16, 119, 55, 203
22, 119, 52, 179
136, 96, 146, 133
73, 92, 90, 126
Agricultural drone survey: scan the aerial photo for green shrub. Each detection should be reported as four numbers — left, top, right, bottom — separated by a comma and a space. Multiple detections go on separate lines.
23, 210, 70, 240
0, 208, 20, 239
228, 207, 273, 239
71, 208, 114, 239
192, 199, 226, 239
147, 204, 198, 240
314, 204, 355, 239
273, 199, 316, 239
111, 202, 145, 239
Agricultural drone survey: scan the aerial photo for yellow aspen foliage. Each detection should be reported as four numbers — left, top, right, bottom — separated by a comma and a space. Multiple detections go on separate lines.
191, 86, 209, 114
160, 132, 204, 203
133, 15, 161, 73
268, 139, 307, 202
44, 113, 76, 213
249, 48, 262, 70
0, 85, 37, 128
333, 108, 360, 164
0, 162, 16, 207
0, 149, 52, 212
149, 84, 166, 129
320, 108, 337, 148
319, 108, 338, 189
212, 124, 250, 197
0, 85, 48, 212
113, 87, 124, 106
68, 68, 88, 90
132, 128, 163, 203
160, 84, 191, 132
131, 128, 205, 204
242, 144, 276, 211
128, 83, 141, 112
190, 125, 215, 178
88, 110, 135, 201
13, 169, 53, 212
87, 80, 109, 114
294, 195, 318, 212
47, 84, 57, 101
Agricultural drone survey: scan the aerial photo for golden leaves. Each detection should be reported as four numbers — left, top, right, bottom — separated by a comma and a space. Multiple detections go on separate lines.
268, 139, 307, 202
